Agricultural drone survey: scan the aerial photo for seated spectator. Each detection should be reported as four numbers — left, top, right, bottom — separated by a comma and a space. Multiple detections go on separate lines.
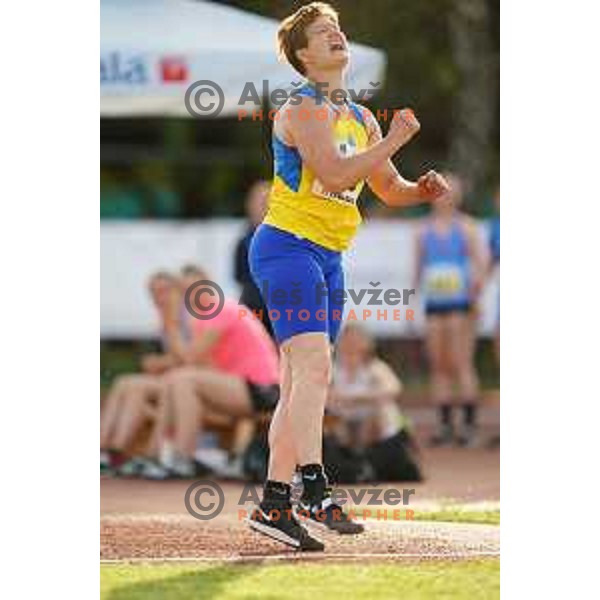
326, 324, 421, 482
143, 265, 281, 479
330, 324, 403, 446
100, 271, 182, 473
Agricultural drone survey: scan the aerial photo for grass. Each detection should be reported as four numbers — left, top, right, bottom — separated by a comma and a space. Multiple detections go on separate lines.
101, 560, 500, 600
350, 506, 500, 526
413, 508, 500, 526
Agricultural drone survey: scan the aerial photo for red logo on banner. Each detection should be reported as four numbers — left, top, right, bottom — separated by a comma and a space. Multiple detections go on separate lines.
160, 57, 188, 83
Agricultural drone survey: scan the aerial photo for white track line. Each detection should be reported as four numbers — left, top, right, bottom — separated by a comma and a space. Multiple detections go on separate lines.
101, 550, 499, 565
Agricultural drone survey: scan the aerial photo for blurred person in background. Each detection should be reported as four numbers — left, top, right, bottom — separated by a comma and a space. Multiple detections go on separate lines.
328, 324, 421, 482
100, 271, 181, 473
141, 265, 280, 479
489, 186, 500, 362
487, 186, 500, 448
415, 173, 488, 447
233, 181, 273, 337
330, 324, 402, 449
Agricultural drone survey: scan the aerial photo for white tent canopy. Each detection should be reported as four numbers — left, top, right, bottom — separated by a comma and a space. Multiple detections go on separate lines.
101, 0, 386, 117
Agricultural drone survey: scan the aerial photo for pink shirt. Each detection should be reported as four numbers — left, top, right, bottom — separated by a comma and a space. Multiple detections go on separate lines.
190, 299, 279, 385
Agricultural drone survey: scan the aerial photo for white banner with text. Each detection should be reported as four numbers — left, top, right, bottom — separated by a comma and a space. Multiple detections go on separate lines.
100, 220, 499, 339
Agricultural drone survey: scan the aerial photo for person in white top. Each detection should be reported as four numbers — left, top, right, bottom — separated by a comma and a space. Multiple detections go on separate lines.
328, 323, 421, 483
329, 324, 404, 448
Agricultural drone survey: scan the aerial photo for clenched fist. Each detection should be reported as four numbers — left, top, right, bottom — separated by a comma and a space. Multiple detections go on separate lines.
417, 170, 448, 201
388, 108, 421, 146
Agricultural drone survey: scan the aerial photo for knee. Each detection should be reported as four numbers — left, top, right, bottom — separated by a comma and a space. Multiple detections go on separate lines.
167, 375, 193, 398
458, 365, 478, 385
164, 367, 201, 386
428, 355, 444, 373
452, 348, 472, 373
113, 373, 146, 394
431, 370, 448, 384
291, 351, 331, 389
168, 373, 201, 405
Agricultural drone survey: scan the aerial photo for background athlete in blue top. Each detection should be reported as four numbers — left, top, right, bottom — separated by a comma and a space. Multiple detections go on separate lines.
415, 173, 488, 447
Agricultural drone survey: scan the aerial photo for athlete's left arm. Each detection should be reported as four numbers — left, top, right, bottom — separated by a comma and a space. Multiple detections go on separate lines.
462, 216, 491, 300
361, 107, 448, 207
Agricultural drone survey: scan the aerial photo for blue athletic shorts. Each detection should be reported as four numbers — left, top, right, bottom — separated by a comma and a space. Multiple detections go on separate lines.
248, 224, 345, 345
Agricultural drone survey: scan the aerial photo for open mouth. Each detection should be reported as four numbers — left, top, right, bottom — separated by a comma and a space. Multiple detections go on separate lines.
329, 42, 346, 52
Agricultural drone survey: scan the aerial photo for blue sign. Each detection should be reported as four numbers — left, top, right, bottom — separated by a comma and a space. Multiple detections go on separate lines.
101, 52, 148, 85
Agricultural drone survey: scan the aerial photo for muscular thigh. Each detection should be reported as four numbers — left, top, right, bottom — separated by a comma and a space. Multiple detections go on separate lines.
249, 226, 331, 344
282, 331, 332, 380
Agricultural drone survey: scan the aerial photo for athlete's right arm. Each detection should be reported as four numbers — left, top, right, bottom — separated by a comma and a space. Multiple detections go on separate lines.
165, 319, 220, 366
284, 97, 419, 193
183, 329, 221, 366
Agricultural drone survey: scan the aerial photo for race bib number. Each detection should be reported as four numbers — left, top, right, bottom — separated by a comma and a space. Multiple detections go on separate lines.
312, 179, 360, 205
423, 263, 468, 301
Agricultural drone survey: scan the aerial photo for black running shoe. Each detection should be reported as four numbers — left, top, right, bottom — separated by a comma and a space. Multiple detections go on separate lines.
247, 504, 324, 551
297, 494, 365, 535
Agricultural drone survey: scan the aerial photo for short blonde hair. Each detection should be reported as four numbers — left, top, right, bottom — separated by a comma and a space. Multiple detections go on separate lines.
339, 323, 376, 359
277, 2, 339, 76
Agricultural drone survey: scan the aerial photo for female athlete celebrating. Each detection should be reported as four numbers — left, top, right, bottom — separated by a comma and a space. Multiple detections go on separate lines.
247, 2, 448, 550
